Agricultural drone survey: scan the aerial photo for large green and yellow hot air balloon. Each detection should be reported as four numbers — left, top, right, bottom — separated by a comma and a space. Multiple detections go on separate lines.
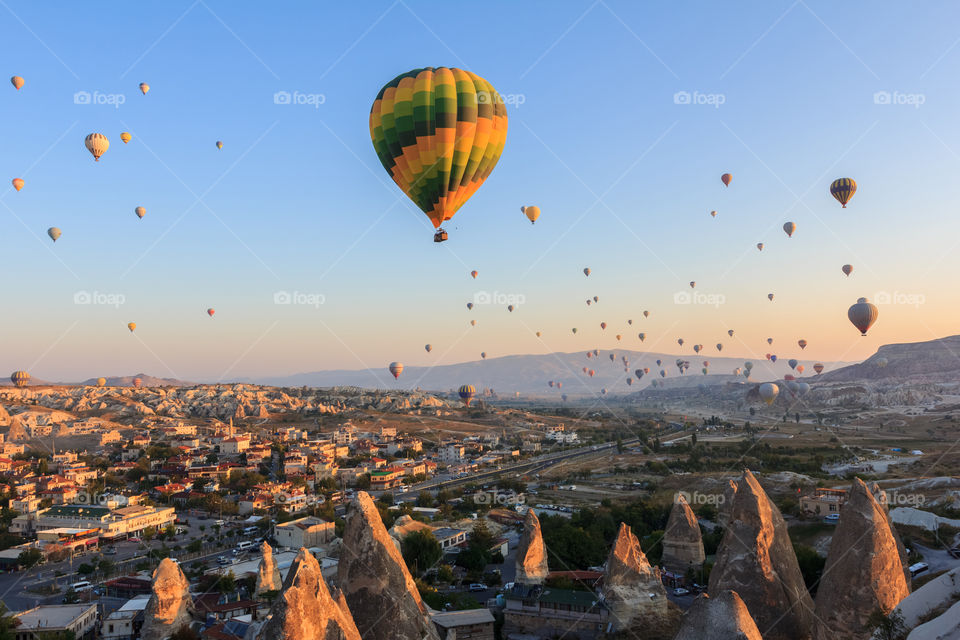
370, 67, 508, 241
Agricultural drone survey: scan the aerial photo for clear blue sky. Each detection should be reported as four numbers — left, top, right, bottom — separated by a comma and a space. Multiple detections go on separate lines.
2, 1, 959, 382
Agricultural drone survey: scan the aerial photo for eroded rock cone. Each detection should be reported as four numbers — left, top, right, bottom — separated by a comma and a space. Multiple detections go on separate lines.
256, 548, 361, 640
516, 508, 549, 585
338, 492, 439, 640
675, 590, 762, 640
662, 493, 705, 573
719, 478, 738, 527
603, 522, 668, 631
812, 478, 910, 640
141, 558, 196, 640
256, 541, 282, 595
708, 471, 814, 640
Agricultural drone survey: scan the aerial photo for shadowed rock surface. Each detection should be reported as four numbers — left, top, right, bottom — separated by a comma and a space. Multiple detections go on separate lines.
662, 494, 705, 572
675, 590, 762, 640
141, 558, 196, 640
515, 508, 549, 585
708, 470, 814, 640
603, 522, 667, 631
813, 478, 910, 640
719, 479, 738, 527
337, 491, 439, 640
256, 541, 282, 595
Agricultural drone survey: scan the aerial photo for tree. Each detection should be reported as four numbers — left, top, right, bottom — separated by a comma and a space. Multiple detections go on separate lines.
17, 548, 43, 569
866, 608, 907, 640
143, 527, 156, 542
401, 530, 442, 576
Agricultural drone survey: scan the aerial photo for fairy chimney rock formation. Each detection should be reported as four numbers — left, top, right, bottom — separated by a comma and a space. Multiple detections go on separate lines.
708, 471, 815, 640
515, 508, 549, 585
603, 522, 668, 631
662, 493, 706, 573
256, 541, 282, 595
141, 558, 196, 640
675, 590, 763, 640
719, 478, 739, 527
813, 478, 911, 640
255, 547, 361, 640
337, 491, 440, 640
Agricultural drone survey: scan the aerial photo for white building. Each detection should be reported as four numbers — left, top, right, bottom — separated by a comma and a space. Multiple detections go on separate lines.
439, 445, 465, 464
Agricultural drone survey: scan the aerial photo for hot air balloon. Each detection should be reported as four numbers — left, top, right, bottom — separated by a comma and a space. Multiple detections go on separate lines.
424, 344, 432, 353
797, 382, 810, 395
561, 394, 567, 401
481, 352, 487, 359
716, 343, 723, 352
677, 338, 684, 347
47, 227, 61, 242
643, 310, 650, 318
765, 353, 772, 360
638, 333, 646, 342
626, 377, 633, 386
660, 370, 666, 377
11, 178, 24, 192
388, 362, 403, 379
656, 360, 662, 366
784, 374, 795, 382
798, 339, 807, 350
742, 369, 751, 378
135, 206, 146, 219
759, 382, 779, 405
127, 322, 136, 333
876, 357, 889, 368
556, 382, 562, 389
131, 377, 143, 389
216, 141, 223, 150
796, 365, 805, 374
728, 330, 735, 337
783, 222, 796, 237
767, 338, 774, 345
848, 297, 879, 336
470, 270, 478, 279
771, 355, 780, 363
588, 369, 595, 377
207, 308, 215, 317
721, 173, 732, 186
601, 322, 607, 330
644, 367, 650, 374
788, 359, 798, 370
85, 133, 109, 161
535, 331, 542, 338
616, 334, 622, 341
121, 132, 132, 144
548, 381, 554, 388
370, 68, 507, 242
458, 384, 476, 406
693, 344, 701, 353
609, 353, 615, 362
842, 264, 853, 277
507, 305, 514, 313
96, 377, 106, 387
690, 281, 696, 289
757, 242, 764, 251
139, 82, 150, 95
572, 328, 577, 334
466, 302, 473, 310
830, 178, 857, 208
524, 206, 540, 224
470, 320, 477, 326
593, 349, 599, 357
586, 300, 592, 306
583, 268, 591, 276
582, 367, 588, 373
627, 319, 633, 325
10, 76, 24, 90
702, 368, 708, 375
586, 352, 592, 359
744, 361, 754, 370
813, 363, 824, 374
710, 210, 717, 217
768, 293, 775, 301
593, 296, 599, 303
10, 371, 29, 388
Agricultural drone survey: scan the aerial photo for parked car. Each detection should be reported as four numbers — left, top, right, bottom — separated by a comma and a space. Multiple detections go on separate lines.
103, 547, 118, 555
468, 583, 488, 592
217, 556, 230, 565
127, 537, 141, 543
673, 588, 690, 596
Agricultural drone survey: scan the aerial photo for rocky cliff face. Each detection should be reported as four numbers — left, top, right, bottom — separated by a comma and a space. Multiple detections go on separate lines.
256, 541, 282, 595
708, 471, 815, 640
337, 492, 439, 640
719, 478, 738, 528
141, 558, 196, 640
813, 478, 910, 640
662, 494, 705, 573
603, 522, 668, 632
515, 508, 549, 585
255, 548, 361, 640
675, 590, 762, 640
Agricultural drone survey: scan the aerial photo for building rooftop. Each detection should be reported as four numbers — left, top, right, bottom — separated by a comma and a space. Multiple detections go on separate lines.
15, 604, 96, 629
430, 608, 495, 628
42, 505, 111, 519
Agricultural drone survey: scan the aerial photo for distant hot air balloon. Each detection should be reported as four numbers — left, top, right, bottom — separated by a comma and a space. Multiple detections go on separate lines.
470, 319, 477, 327
768, 293, 774, 301
466, 302, 473, 310
47, 227, 61, 242
572, 328, 577, 334
798, 339, 807, 350
507, 305, 514, 313
716, 343, 723, 352
96, 377, 106, 387
588, 369, 595, 377
744, 361, 754, 370
601, 322, 607, 330
389, 362, 403, 378
876, 357, 889, 368
644, 367, 650, 374
796, 365, 805, 374
656, 359, 662, 366
767, 338, 774, 345
583, 268, 591, 276
216, 141, 223, 150
10, 76, 24, 90
693, 344, 701, 353
207, 308, 215, 317
524, 206, 540, 224
830, 178, 857, 208
660, 370, 666, 377
765, 353, 772, 360
848, 297, 879, 336
757, 243, 764, 251
643, 310, 650, 318
556, 382, 562, 389
535, 331, 542, 338
783, 221, 796, 237
481, 352, 487, 359
638, 333, 645, 342
470, 270, 478, 279
371, 67, 507, 241
609, 354, 615, 362
616, 334, 622, 341
548, 381, 554, 388
770, 355, 778, 363
561, 394, 567, 401
135, 206, 146, 219
702, 368, 708, 375
139, 82, 150, 95
458, 384, 476, 406
689, 281, 696, 289
120, 132, 132, 144
710, 210, 717, 218
423, 344, 432, 353
759, 382, 779, 405
626, 377, 633, 386
842, 264, 853, 277
85, 133, 109, 161
788, 359, 798, 370
127, 322, 136, 333
813, 363, 824, 374
11, 178, 24, 192
10, 371, 29, 388
784, 374, 795, 382
132, 377, 143, 388
721, 173, 732, 187
728, 330, 735, 337
586, 299, 592, 306
601, 388, 607, 395
627, 319, 633, 325
593, 296, 599, 303
593, 349, 599, 357
586, 352, 592, 359
677, 338, 684, 347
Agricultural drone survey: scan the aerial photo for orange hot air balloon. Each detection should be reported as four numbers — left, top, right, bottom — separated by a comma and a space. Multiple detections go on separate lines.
535, 331, 541, 338
842, 264, 853, 277
135, 206, 146, 219
10, 371, 29, 388
388, 362, 403, 379
11, 178, 23, 192
616, 334, 622, 341
139, 82, 150, 95
848, 297, 879, 336
121, 132, 132, 144
132, 377, 143, 388
207, 308, 215, 317
783, 221, 796, 237
470, 270, 478, 279
796, 365, 805, 374
588, 369, 595, 377
85, 133, 109, 161
600, 322, 607, 330
11, 76, 24, 90
710, 210, 717, 217
721, 173, 732, 186
127, 322, 136, 333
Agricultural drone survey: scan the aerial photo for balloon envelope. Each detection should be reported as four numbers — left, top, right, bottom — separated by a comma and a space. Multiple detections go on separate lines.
388, 362, 403, 379
120, 132, 132, 144
85, 133, 109, 161
783, 221, 796, 237
10, 371, 29, 388
11, 178, 23, 192
830, 177, 857, 207
524, 205, 540, 223
759, 382, 779, 405
848, 297, 879, 336
721, 173, 732, 186
10, 76, 24, 90
47, 227, 61, 242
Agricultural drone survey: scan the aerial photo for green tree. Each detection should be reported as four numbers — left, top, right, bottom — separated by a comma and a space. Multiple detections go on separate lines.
17, 548, 43, 569
401, 530, 442, 576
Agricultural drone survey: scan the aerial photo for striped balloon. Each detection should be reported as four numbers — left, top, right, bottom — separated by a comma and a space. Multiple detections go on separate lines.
10, 371, 29, 388
370, 67, 508, 231
458, 384, 476, 406
830, 178, 857, 208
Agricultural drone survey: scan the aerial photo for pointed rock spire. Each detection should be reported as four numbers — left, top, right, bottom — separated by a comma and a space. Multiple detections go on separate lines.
718, 478, 738, 527
603, 522, 668, 631
141, 558, 196, 640
256, 541, 282, 595
515, 508, 549, 585
662, 493, 705, 573
675, 590, 762, 640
